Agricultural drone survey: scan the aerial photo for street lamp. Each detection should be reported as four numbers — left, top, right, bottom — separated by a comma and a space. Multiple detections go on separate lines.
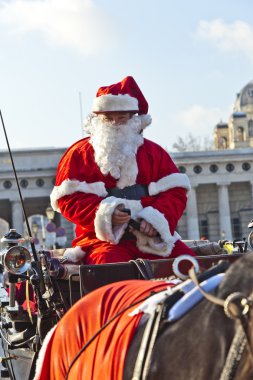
32, 222, 41, 250
46, 206, 55, 221
32, 222, 38, 237
45, 206, 56, 249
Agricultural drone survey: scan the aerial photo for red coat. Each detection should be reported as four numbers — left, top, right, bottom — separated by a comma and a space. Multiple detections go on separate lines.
50, 137, 191, 260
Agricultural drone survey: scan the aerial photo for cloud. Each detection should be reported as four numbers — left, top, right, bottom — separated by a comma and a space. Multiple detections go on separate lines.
196, 19, 253, 61
0, 0, 117, 54
176, 104, 232, 136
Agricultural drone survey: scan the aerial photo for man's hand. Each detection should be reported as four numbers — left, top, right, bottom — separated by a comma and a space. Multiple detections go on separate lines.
112, 205, 131, 226
139, 220, 158, 237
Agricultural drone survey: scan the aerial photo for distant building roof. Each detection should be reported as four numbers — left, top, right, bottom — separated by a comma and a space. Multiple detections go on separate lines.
216, 122, 228, 129
232, 111, 246, 118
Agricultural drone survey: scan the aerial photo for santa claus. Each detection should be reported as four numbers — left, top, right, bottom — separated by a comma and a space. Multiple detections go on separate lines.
50, 76, 194, 264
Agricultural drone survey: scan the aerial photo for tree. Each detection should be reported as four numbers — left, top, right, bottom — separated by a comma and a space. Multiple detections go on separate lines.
172, 133, 213, 152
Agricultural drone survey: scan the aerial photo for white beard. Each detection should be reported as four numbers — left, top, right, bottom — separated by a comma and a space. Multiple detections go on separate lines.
84, 115, 144, 188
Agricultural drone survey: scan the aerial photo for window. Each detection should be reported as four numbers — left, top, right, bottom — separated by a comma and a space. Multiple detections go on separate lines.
20, 179, 28, 188
219, 137, 227, 149
236, 127, 244, 142
226, 163, 235, 172
242, 162, 251, 171
193, 165, 202, 174
232, 218, 241, 240
199, 219, 209, 240
210, 164, 218, 173
248, 120, 253, 137
3, 180, 12, 189
36, 178, 45, 187
178, 166, 186, 173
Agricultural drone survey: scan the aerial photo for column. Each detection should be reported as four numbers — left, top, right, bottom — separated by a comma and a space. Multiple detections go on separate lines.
186, 186, 200, 240
218, 183, 232, 240
251, 182, 253, 203
11, 200, 24, 236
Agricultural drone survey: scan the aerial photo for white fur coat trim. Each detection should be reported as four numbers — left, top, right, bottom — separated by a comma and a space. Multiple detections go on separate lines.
94, 196, 143, 244
62, 246, 86, 263
92, 94, 139, 113
50, 179, 108, 212
132, 206, 181, 257
149, 173, 191, 196
33, 324, 57, 380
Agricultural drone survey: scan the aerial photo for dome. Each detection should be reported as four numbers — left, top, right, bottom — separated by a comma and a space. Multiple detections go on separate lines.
234, 80, 253, 112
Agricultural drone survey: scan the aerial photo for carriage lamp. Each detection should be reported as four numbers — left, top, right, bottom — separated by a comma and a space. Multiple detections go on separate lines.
3, 246, 31, 275
0, 229, 32, 274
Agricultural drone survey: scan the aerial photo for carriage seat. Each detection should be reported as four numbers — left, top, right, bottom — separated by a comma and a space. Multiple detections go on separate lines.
44, 240, 227, 291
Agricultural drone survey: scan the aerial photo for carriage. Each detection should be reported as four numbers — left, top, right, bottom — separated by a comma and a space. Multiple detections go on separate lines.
0, 226, 251, 380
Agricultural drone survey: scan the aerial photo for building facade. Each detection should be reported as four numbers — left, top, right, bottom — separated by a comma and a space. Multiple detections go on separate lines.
0, 147, 74, 247
173, 148, 253, 241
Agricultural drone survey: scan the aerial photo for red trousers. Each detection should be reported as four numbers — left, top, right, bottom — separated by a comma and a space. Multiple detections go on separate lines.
84, 239, 195, 264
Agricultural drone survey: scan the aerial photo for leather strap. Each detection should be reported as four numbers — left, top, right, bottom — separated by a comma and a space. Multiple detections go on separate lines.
106, 184, 149, 200
132, 303, 164, 380
129, 259, 154, 280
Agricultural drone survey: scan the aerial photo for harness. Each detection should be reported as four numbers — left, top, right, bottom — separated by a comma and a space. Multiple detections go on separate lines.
189, 268, 253, 380
131, 261, 230, 380
64, 258, 253, 380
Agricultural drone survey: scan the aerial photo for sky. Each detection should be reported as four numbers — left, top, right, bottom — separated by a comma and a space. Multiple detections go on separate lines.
0, 0, 253, 152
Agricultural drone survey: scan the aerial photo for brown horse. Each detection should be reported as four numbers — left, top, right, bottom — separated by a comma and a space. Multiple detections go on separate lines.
34, 253, 253, 380
124, 252, 253, 380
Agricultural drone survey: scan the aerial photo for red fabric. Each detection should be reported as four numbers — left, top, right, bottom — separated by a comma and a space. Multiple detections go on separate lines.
56, 137, 192, 263
96, 76, 148, 115
85, 239, 195, 264
8, 281, 37, 313
36, 280, 170, 380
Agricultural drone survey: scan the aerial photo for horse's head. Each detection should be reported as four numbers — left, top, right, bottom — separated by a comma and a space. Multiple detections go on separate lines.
217, 252, 253, 380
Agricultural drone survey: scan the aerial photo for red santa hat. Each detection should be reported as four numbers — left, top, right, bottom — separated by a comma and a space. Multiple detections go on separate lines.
92, 76, 149, 115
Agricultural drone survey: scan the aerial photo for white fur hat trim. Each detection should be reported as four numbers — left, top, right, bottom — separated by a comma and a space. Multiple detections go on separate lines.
92, 94, 139, 113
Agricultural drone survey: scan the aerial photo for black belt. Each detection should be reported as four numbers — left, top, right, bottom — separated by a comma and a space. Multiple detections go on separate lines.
106, 184, 149, 200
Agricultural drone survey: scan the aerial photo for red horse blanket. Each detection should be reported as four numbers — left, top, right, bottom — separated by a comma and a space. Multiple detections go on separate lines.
34, 280, 170, 380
